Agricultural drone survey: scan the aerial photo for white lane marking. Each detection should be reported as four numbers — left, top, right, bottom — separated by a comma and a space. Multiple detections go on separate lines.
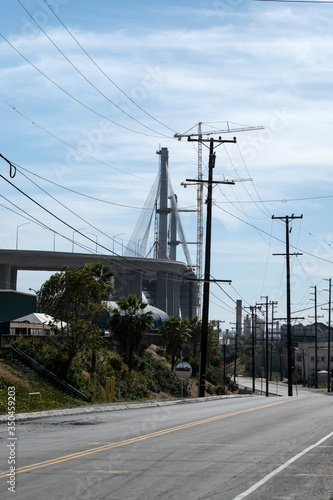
233, 430, 333, 500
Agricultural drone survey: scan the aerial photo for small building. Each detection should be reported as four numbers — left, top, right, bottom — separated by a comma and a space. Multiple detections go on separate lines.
10, 313, 65, 336
0, 312, 66, 346
0, 290, 36, 322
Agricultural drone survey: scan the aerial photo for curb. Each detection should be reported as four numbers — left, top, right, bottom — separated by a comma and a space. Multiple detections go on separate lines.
0, 393, 254, 422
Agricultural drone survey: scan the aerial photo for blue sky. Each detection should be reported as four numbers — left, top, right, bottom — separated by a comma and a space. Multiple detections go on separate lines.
1, 0, 333, 330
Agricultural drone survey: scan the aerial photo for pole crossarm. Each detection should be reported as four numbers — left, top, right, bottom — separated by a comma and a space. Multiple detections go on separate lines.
186, 137, 237, 144
174, 125, 264, 140
186, 178, 235, 185
273, 253, 303, 257
185, 278, 232, 283
275, 317, 304, 321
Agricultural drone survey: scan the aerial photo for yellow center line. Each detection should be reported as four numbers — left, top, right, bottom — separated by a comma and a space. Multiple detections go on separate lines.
0, 396, 311, 478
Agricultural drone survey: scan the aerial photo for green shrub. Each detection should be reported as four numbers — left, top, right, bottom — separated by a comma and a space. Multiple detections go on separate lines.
116, 371, 150, 400
8, 338, 100, 402
206, 365, 224, 386
132, 352, 190, 397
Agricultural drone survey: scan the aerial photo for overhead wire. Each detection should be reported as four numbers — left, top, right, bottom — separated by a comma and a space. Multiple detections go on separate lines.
15, 166, 128, 249
14, 162, 153, 211
215, 194, 333, 204
221, 142, 270, 220
42, 0, 176, 135
235, 142, 272, 218
0, 154, 195, 285
215, 204, 333, 265
214, 140, 285, 302
0, 33, 167, 138
4, 102, 153, 184
16, 0, 171, 139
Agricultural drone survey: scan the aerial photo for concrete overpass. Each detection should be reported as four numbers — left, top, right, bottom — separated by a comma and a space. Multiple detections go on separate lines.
0, 250, 197, 318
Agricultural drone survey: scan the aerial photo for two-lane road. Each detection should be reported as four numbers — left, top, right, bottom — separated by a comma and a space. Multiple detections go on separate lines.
1, 393, 332, 499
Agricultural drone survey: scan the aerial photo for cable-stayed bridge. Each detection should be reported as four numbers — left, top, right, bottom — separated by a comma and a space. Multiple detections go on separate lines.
0, 148, 198, 318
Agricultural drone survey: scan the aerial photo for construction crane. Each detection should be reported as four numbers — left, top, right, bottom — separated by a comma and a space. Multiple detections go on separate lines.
175, 122, 264, 318
174, 123, 264, 140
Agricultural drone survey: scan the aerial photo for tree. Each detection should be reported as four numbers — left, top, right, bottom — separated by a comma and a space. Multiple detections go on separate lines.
38, 266, 109, 375
108, 295, 154, 371
84, 262, 114, 374
188, 316, 202, 357
207, 320, 222, 367
159, 316, 191, 371
84, 262, 114, 299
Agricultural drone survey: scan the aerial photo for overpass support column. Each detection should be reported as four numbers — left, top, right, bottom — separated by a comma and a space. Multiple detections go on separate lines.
114, 271, 143, 301
156, 274, 181, 317
0, 264, 16, 290
167, 276, 180, 317
10, 268, 17, 290
156, 275, 167, 314
180, 280, 196, 319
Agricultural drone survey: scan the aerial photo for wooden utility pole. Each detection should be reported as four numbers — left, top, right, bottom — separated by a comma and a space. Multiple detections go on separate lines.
310, 286, 319, 389
257, 296, 271, 397
186, 136, 235, 397
272, 214, 303, 396
327, 279, 332, 392
270, 301, 278, 381
322, 279, 332, 392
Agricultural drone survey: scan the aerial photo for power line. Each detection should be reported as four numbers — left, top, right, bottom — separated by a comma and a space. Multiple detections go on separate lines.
0, 155, 194, 285
215, 204, 333, 265
16, 0, 171, 138
14, 163, 153, 210
42, 0, 176, 135
216, 194, 333, 204
0, 33, 167, 138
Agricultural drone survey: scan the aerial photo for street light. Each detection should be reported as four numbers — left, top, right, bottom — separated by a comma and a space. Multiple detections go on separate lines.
29, 288, 39, 312
137, 237, 146, 257
72, 227, 86, 252
16, 223, 30, 250
86, 232, 98, 254
112, 233, 125, 254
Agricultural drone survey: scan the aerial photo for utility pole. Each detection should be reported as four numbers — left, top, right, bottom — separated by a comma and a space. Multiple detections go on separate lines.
310, 286, 324, 389
310, 286, 319, 389
264, 296, 269, 397
327, 278, 331, 393
250, 305, 257, 393
270, 301, 278, 381
257, 296, 271, 397
176, 123, 264, 318
185, 136, 235, 397
251, 307, 256, 393
322, 279, 332, 392
272, 214, 303, 396
233, 331, 238, 383
245, 304, 261, 393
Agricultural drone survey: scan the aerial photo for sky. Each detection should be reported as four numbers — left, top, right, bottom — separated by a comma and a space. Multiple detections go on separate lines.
1, 0, 333, 331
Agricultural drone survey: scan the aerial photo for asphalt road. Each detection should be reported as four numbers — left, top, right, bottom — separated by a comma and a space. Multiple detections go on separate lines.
1, 392, 332, 500
235, 376, 313, 397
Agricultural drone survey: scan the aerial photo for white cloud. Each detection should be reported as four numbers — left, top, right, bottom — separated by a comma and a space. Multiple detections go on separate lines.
1, 1, 333, 325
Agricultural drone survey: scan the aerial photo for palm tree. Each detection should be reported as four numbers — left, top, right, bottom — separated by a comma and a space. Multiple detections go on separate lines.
159, 316, 191, 371
188, 316, 202, 357
85, 262, 114, 299
108, 295, 154, 371
84, 263, 114, 374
